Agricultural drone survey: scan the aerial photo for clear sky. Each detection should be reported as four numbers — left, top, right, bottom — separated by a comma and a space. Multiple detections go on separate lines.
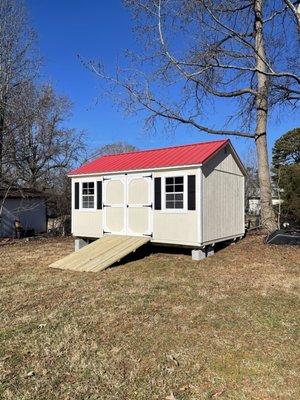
27, 0, 299, 162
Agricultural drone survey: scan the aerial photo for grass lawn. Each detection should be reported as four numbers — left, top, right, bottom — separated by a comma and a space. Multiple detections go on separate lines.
0, 235, 299, 400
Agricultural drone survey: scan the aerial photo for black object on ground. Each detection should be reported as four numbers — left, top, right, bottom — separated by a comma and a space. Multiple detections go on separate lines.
266, 229, 300, 245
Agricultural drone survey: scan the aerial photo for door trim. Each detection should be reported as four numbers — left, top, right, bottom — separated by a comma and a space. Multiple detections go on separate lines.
103, 173, 153, 237
126, 174, 153, 236
103, 174, 126, 235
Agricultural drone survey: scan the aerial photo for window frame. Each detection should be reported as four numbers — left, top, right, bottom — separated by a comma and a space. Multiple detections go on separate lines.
78, 180, 97, 211
162, 174, 188, 213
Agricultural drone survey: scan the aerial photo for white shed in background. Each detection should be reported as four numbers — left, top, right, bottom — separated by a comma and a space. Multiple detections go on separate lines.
68, 139, 246, 258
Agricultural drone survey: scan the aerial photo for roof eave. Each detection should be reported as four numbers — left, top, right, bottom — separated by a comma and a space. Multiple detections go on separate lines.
226, 141, 248, 176
67, 163, 203, 178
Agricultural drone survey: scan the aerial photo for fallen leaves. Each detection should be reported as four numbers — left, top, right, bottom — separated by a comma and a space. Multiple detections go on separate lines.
166, 354, 179, 367
165, 392, 177, 400
211, 387, 226, 397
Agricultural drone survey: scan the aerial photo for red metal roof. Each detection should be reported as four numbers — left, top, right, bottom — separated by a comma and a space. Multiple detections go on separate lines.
69, 139, 229, 176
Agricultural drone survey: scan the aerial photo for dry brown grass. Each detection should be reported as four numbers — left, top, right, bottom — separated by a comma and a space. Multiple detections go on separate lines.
0, 235, 299, 400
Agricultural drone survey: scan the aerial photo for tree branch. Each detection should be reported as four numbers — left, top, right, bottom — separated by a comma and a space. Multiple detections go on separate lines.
283, 0, 300, 31
88, 62, 255, 139
157, 0, 257, 98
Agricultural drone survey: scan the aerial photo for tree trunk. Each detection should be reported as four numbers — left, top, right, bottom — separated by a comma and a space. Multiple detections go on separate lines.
255, 133, 277, 231
254, 0, 277, 232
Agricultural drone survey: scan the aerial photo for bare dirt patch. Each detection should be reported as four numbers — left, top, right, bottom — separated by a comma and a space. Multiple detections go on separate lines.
0, 235, 299, 399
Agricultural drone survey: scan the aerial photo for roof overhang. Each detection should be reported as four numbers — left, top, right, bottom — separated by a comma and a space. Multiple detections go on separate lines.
68, 163, 203, 178
227, 141, 248, 176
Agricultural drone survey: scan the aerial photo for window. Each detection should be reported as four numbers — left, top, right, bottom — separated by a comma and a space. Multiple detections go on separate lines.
82, 182, 95, 209
165, 176, 184, 209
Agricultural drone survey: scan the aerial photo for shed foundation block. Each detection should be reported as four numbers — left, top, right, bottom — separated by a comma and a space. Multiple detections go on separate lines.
206, 245, 215, 257
75, 238, 88, 252
192, 249, 206, 261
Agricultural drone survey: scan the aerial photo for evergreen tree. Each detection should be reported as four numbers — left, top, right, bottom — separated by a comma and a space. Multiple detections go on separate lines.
272, 128, 300, 226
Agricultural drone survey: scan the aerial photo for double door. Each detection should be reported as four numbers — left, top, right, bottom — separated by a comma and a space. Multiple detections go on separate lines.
103, 173, 152, 236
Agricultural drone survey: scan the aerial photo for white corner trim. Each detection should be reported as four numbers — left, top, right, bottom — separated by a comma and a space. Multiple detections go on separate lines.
198, 167, 203, 245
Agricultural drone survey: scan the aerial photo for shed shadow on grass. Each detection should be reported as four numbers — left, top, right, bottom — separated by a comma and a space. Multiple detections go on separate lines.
109, 239, 237, 270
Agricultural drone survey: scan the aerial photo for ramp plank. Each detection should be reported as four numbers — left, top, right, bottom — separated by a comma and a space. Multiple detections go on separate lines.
49, 235, 150, 272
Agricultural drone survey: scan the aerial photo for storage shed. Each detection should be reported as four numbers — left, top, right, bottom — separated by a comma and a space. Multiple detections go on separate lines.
68, 139, 246, 260
0, 187, 46, 237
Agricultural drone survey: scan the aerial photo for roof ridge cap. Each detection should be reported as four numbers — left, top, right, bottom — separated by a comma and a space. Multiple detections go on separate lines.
95, 139, 228, 159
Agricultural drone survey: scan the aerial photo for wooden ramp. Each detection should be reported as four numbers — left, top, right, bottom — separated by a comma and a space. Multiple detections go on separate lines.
49, 235, 150, 272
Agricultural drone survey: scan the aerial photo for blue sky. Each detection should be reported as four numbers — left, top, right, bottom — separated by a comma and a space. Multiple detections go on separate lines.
27, 0, 298, 162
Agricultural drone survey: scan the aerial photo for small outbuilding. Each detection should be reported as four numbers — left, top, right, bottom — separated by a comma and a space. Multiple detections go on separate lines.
248, 194, 283, 215
68, 139, 246, 260
0, 187, 46, 238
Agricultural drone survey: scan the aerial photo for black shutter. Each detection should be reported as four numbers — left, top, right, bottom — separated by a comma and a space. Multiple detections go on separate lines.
97, 181, 102, 209
154, 177, 161, 210
188, 175, 196, 210
74, 182, 79, 209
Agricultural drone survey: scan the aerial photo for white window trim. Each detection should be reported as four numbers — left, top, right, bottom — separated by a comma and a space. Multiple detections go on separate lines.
161, 173, 188, 214
79, 180, 97, 212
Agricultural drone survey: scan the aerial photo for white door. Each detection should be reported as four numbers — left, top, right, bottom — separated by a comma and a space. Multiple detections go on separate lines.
126, 174, 152, 236
103, 175, 126, 235
103, 173, 153, 236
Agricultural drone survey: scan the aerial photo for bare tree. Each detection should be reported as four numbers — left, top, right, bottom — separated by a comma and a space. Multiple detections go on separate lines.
5, 83, 86, 189
92, 141, 139, 158
0, 0, 87, 235
87, 0, 300, 232
46, 171, 72, 236
0, 0, 40, 181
